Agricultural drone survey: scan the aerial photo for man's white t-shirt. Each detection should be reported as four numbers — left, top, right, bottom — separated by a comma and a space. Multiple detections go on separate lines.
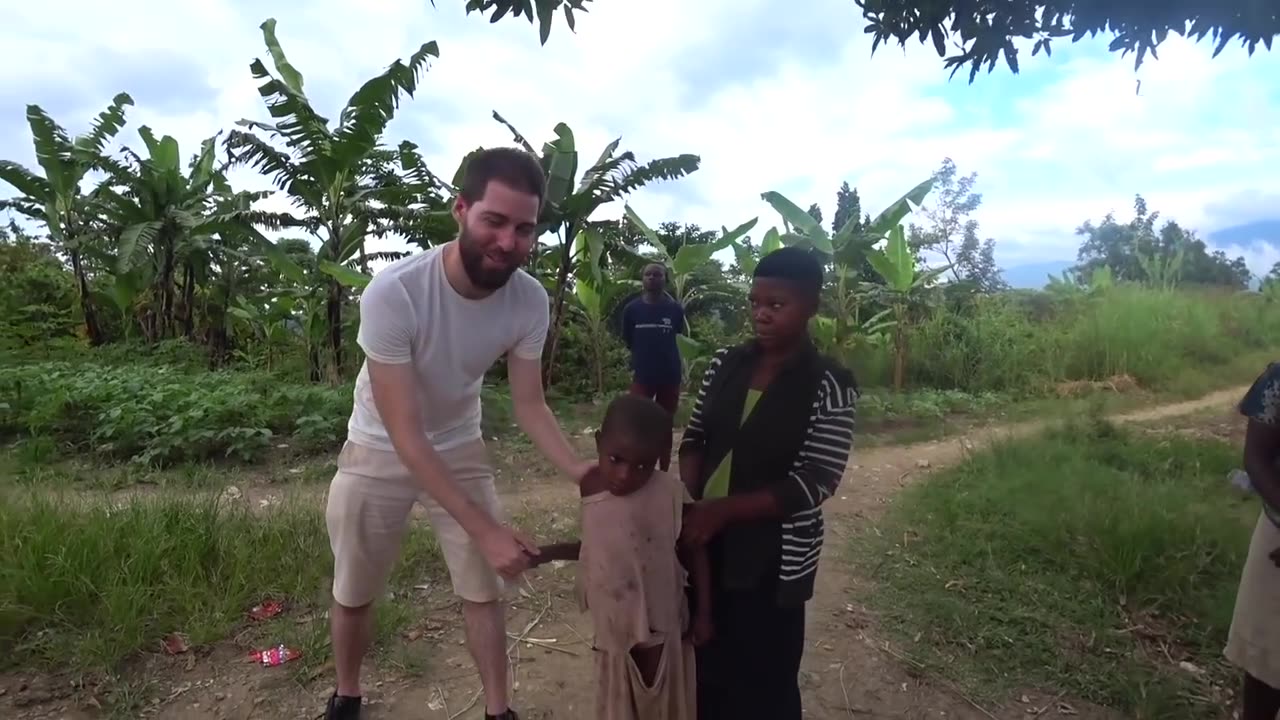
347, 244, 549, 452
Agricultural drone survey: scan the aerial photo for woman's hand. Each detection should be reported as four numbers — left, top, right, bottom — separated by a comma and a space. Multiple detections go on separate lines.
681, 499, 732, 547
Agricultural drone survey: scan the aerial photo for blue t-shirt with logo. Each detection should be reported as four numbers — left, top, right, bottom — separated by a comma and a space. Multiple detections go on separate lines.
622, 297, 685, 386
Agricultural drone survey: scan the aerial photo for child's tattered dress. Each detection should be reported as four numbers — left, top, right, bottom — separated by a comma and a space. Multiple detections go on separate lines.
578, 470, 696, 720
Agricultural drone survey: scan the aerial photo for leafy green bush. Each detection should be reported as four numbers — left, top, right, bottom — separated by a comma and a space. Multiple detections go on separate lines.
0, 362, 351, 465
861, 418, 1253, 718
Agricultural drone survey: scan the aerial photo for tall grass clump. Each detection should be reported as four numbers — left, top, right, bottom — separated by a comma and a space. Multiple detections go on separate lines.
860, 285, 1280, 396
0, 492, 442, 673
860, 417, 1255, 718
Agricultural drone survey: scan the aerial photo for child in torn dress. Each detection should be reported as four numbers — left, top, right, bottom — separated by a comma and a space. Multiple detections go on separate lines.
533, 394, 712, 720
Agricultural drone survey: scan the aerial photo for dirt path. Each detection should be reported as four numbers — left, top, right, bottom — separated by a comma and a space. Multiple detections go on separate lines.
2, 387, 1247, 719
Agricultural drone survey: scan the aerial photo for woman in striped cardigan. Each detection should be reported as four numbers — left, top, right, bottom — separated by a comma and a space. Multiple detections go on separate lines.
678, 247, 858, 720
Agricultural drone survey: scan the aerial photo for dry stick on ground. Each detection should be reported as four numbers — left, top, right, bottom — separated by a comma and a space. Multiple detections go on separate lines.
838, 661, 857, 719
877, 643, 998, 720
434, 685, 451, 718
1032, 690, 1068, 718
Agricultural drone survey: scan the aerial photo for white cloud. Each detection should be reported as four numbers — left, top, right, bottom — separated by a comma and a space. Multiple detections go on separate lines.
2, 0, 1278, 274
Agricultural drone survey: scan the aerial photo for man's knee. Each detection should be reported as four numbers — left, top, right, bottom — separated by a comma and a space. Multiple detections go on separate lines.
332, 599, 375, 617
460, 597, 502, 612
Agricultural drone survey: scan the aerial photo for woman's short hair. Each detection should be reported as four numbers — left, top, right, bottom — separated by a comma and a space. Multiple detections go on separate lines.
753, 247, 824, 299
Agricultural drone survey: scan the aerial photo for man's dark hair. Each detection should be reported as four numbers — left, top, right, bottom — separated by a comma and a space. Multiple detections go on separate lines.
600, 394, 673, 451
754, 246, 825, 301
458, 147, 546, 206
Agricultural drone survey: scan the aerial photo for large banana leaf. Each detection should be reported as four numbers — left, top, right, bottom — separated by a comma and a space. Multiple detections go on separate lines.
246, 20, 334, 170
761, 190, 831, 252
760, 228, 783, 256
319, 259, 372, 289
864, 177, 935, 240
71, 92, 134, 160
332, 40, 439, 172
867, 225, 915, 292
247, 228, 308, 286
25, 105, 76, 198
542, 123, 578, 211
491, 111, 538, 155
720, 217, 759, 247
576, 138, 620, 195
116, 221, 163, 274
0, 160, 52, 201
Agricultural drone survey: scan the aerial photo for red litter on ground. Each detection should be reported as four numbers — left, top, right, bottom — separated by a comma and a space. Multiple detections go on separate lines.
248, 645, 301, 667
248, 600, 284, 621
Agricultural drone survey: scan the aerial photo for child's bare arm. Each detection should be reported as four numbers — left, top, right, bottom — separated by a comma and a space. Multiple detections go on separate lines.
532, 541, 581, 567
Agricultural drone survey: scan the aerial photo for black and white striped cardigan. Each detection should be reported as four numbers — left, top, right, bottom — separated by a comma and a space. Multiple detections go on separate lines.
679, 343, 857, 605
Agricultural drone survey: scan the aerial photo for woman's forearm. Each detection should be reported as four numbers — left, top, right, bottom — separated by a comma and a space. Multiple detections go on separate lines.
718, 490, 781, 524
679, 450, 705, 497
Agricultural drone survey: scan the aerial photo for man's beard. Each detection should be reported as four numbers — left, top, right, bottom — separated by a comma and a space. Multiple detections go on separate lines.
457, 225, 521, 291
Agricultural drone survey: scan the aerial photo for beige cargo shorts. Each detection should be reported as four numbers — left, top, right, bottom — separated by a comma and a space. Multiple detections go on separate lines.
325, 438, 504, 607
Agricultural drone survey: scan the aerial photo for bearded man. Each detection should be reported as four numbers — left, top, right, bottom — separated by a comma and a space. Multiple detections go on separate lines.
323, 147, 592, 720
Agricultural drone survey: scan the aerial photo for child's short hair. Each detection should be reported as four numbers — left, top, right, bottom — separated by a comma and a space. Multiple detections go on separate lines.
600, 394, 673, 451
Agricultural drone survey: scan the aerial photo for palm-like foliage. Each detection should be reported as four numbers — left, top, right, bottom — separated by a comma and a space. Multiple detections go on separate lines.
0, 94, 134, 344
226, 18, 448, 381
864, 226, 950, 390
490, 112, 701, 382
95, 126, 296, 341
567, 228, 637, 396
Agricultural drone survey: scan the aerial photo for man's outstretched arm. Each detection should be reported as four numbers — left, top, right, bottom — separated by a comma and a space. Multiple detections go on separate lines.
508, 353, 593, 483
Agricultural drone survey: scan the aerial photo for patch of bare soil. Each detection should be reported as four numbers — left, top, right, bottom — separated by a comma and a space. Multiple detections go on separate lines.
1, 386, 1249, 719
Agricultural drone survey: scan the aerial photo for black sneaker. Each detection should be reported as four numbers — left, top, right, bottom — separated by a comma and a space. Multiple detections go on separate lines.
323, 693, 362, 720
485, 711, 520, 720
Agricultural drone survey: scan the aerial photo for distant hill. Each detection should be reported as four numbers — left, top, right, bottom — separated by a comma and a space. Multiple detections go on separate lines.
1001, 260, 1073, 289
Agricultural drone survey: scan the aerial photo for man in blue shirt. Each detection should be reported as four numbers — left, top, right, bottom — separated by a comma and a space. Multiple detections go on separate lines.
621, 262, 686, 470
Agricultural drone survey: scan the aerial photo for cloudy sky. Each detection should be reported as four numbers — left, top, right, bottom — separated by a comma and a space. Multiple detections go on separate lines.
3, 0, 1279, 275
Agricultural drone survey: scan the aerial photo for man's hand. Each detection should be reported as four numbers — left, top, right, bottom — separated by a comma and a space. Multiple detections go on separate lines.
478, 525, 541, 578
681, 499, 731, 547
1269, 545, 1280, 568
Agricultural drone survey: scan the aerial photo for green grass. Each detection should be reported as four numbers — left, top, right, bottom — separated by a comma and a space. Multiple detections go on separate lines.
858, 417, 1254, 719
0, 490, 443, 678
855, 286, 1280, 394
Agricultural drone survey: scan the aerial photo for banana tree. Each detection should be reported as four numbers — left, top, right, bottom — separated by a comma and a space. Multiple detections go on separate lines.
1137, 238, 1186, 291
0, 93, 134, 345
567, 228, 635, 396
758, 178, 935, 268
488, 114, 701, 385
818, 266, 896, 363
622, 205, 756, 311
622, 206, 756, 376
228, 18, 444, 382
864, 225, 950, 391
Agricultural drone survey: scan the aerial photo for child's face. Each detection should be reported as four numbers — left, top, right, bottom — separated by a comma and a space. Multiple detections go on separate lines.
595, 430, 661, 496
